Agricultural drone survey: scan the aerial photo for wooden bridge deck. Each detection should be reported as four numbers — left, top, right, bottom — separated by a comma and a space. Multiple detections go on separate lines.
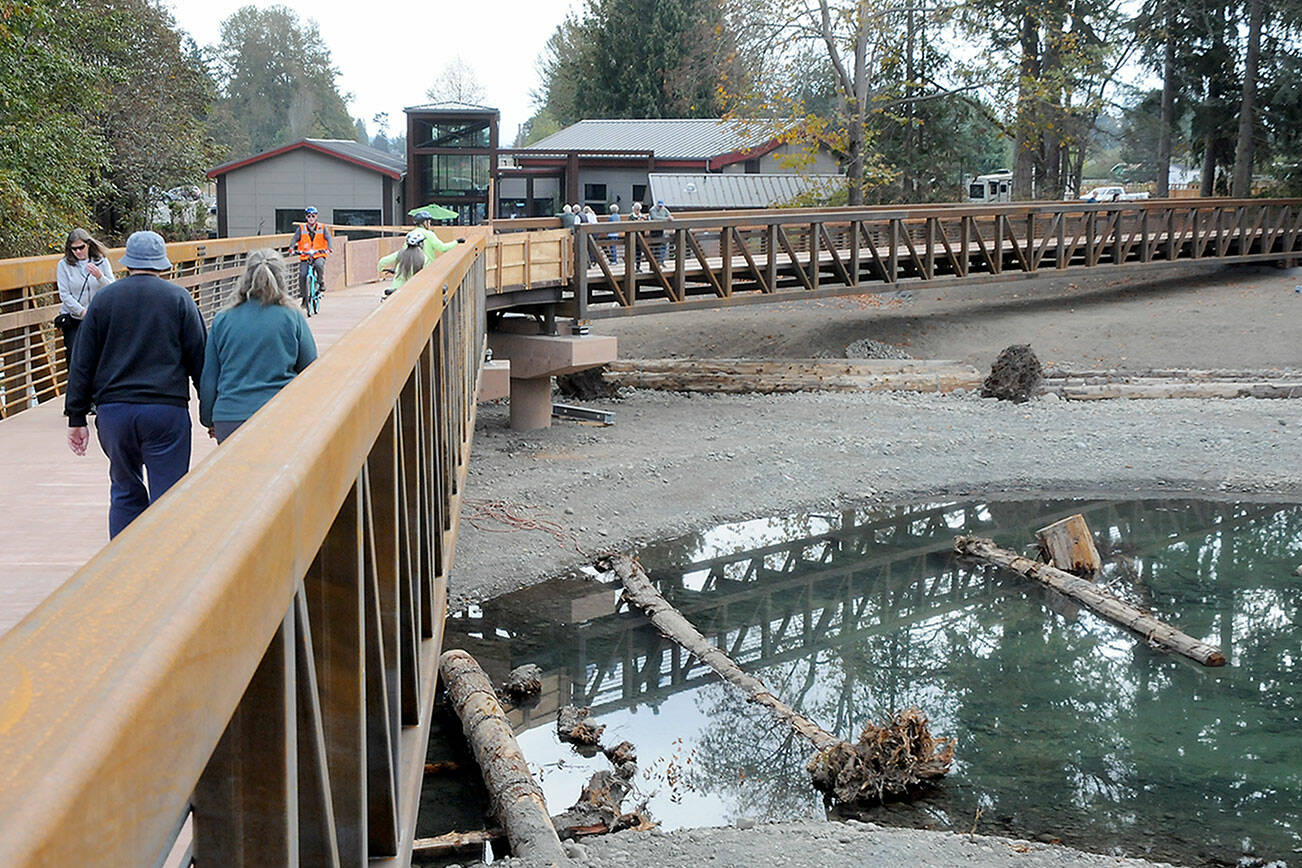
0, 282, 387, 637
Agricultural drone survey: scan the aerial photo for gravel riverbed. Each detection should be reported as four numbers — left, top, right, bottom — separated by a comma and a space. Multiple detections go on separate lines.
449, 264, 1301, 868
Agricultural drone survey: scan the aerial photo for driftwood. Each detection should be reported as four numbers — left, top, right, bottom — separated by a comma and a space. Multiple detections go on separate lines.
1049, 380, 1302, 400
438, 650, 567, 864
1043, 367, 1302, 380
502, 663, 543, 699
604, 358, 981, 394
954, 536, 1226, 666
557, 705, 605, 747
412, 828, 502, 858
611, 554, 953, 803
413, 821, 616, 859
1035, 514, 1102, 576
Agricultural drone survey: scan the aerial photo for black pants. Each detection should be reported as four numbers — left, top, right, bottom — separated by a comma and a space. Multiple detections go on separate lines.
60, 316, 81, 368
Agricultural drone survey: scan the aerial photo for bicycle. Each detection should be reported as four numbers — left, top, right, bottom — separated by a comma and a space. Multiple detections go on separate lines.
303, 263, 322, 317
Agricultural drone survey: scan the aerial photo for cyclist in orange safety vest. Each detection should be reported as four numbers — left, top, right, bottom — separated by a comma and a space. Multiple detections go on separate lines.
291, 206, 333, 309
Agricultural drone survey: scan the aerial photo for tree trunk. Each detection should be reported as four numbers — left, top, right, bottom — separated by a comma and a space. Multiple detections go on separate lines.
1156, 6, 1176, 198
1200, 124, 1218, 197
438, 650, 567, 865
1013, 11, 1040, 200
1035, 514, 1103, 575
954, 536, 1227, 666
603, 358, 983, 394
1232, 0, 1265, 197
612, 555, 840, 751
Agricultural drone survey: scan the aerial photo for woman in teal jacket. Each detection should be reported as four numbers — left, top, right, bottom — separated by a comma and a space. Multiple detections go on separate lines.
200, 250, 318, 443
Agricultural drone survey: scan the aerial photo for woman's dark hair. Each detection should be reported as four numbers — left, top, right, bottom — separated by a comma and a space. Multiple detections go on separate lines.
395, 245, 426, 282
63, 228, 108, 264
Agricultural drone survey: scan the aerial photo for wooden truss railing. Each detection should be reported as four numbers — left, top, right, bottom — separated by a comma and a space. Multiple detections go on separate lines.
0, 235, 294, 420
0, 233, 488, 867
568, 198, 1302, 318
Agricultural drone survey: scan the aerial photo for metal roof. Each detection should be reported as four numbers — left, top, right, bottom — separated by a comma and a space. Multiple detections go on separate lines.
208, 138, 405, 179
303, 139, 406, 174
649, 173, 844, 209
525, 119, 776, 161
404, 101, 500, 114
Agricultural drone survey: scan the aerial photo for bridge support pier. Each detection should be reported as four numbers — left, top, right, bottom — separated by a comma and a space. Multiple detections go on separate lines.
488, 328, 617, 431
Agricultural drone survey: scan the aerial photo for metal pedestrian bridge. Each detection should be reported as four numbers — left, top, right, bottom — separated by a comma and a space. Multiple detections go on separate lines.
0, 197, 1298, 866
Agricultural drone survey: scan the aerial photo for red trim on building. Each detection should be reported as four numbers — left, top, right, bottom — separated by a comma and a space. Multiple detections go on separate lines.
207, 140, 403, 180
707, 139, 782, 171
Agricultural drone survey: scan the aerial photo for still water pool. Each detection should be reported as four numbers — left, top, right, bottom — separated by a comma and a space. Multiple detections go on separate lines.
444, 498, 1301, 866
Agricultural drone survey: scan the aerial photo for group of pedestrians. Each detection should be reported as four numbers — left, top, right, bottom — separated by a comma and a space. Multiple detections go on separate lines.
63, 229, 317, 539
560, 199, 673, 268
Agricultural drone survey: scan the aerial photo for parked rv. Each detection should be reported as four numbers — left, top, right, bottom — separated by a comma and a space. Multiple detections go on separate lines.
966, 171, 1013, 203
1080, 185, 1150, 202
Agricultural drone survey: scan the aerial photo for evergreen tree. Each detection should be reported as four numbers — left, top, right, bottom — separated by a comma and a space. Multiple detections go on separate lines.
528, 0, 746, 129
211, 5, 357, 156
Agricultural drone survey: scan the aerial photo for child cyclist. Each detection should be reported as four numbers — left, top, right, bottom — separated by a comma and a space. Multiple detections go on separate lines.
378, 230, 428, 298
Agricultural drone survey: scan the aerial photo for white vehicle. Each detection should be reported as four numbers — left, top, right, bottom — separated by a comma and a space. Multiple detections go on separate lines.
966, 171, 1013, 203
1080, 185, 1150, 202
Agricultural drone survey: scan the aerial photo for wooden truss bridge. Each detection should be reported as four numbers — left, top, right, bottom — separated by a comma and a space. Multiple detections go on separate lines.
568, 198, 1302, 318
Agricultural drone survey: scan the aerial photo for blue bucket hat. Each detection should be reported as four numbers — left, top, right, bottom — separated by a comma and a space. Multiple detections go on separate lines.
118, 231, 172, 271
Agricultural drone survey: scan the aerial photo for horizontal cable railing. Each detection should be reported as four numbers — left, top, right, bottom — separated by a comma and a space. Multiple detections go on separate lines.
0, 236, 293, 420
570, 198, 1302, 318
0, 232, 488, 867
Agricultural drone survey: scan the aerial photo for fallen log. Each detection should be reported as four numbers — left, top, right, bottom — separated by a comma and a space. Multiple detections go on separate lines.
413, 822, 613, 859
438, 650, 567, 864
1043, 367, 1302, 380
954, 536, 1226, 666
1035, 514, 1101, 576
412, 828, 502, 858
1049, 381, 1302, 400
603, 358, 982, 395
611, 554, 953, 803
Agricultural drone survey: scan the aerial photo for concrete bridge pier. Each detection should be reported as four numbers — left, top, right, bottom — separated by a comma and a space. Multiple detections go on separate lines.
488, 323, 617, 430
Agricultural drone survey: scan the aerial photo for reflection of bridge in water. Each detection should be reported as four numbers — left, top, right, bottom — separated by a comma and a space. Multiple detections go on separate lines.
451, 498, 1283, 730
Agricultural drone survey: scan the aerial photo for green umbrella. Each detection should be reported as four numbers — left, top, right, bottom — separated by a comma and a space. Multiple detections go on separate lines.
408, 203, 458, 221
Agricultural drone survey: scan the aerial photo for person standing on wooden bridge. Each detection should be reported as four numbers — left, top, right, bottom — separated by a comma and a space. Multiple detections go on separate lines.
648, 199, 673, 264
199, 249, 317, 443
55, 228, 114, 368
64, 231, 206, 538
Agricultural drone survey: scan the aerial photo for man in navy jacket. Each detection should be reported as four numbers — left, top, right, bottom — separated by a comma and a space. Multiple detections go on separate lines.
65, 231, 206, 538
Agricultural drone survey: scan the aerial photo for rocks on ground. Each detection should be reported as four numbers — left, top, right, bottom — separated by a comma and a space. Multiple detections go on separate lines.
844, 337, 913, 360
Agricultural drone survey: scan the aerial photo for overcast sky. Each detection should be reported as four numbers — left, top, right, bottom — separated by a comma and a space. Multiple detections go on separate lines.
166, 0, 583, 145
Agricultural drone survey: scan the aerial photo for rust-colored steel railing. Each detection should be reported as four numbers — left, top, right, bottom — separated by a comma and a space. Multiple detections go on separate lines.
0, 232, 488, 867
0, 235, 294, 420
569, 198, 1302, 318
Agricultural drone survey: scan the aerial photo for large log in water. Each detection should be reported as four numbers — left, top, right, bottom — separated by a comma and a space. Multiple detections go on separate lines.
438, 650, 567, 864
954, 536, 1227, 666
612, 555, 953, 803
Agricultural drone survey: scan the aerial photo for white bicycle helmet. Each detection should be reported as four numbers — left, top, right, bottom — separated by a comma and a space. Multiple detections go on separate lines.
405, 229, 426, 246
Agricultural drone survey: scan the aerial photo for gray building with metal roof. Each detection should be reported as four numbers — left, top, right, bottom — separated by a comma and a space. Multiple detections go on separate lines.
499, 118, 842, 216
208, 139, 406, 237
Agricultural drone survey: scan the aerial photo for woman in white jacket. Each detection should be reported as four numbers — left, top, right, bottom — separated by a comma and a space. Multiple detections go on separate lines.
56, 228, 114, 366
